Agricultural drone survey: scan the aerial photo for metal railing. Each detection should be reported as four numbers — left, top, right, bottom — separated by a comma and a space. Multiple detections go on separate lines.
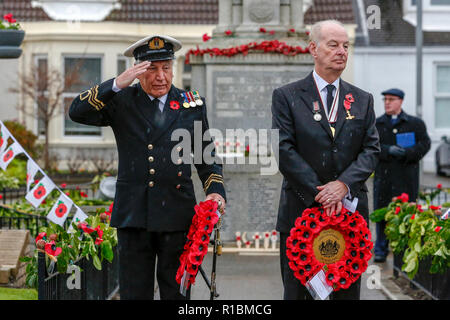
38, 248, 119, 300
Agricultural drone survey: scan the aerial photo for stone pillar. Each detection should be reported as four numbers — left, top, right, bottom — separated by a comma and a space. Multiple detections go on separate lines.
217, 0, 233, 31
280, 0, 290, 26
232, 0, 243, 27
290, 0, 304, 30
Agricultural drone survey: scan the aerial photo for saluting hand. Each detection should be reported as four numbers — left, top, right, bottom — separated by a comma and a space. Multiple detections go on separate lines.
115, 61, 152, 89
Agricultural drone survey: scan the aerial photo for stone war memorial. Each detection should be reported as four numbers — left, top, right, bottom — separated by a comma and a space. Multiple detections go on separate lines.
189, 0, 314, 242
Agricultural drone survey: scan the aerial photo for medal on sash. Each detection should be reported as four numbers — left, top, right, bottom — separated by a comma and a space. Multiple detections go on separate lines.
181, 93, 190, 108
187, 92, 197, 108
193, 91, 203, 106
313, 101, 322, 122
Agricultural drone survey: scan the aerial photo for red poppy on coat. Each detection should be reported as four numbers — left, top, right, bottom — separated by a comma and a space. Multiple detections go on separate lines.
170, 100, 180, 110
345, 93, 355, 103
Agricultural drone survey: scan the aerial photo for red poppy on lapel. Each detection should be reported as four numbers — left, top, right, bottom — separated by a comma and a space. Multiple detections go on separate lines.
345, 93, 355, 103
170, 100, 180, 110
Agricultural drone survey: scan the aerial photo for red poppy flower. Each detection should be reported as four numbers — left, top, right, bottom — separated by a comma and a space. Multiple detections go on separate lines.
45, 241, 62, 257
170, 100, 180, 110
269, 30, 275, 35
325, 265, 340, 286
108, 202, 114, 213
395, 206, 401, 215
80, 191, 88, 198
396, 193, 409, 203
60, 183, 67, 188
437, 184, 442, 189
259, 27, 267, 33
225, 30, 233, 36
411, 214, 416, 220
35, 232, 47, 243
435, 226, 442, 233
95, 237, 104, 245
193, 230, 210, 245
289, 28, 296, 33
430, 205, 442, 211
202, 33, 211, 42
345, 93, 355, 103
78, 222, 95, 234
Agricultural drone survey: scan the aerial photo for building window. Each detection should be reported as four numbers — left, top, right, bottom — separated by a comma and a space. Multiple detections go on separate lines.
435, 65, 450, 129
182, 57, 191, 91
63, 56, 102, 136
34, 55, 48, 136
117, 56, 130, 75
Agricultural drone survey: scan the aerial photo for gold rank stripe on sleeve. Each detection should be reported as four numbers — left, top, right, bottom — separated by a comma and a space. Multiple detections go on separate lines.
203, 174, 224, 192
79, 85, 106, 111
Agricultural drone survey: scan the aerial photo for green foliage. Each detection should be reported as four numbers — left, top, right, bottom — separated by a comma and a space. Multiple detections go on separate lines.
2, 158, 27, 185
20, 208, 117, 289
371, 189, 450, 279
0, 171, 21, 189
3, 120, 41, 159
0, 287, 37, 300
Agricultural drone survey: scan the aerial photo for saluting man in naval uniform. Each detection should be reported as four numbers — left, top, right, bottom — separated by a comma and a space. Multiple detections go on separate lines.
69, 35, 226, 300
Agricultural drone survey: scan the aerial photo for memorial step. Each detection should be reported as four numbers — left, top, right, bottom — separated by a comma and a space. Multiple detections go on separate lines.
0, 230, 30, 284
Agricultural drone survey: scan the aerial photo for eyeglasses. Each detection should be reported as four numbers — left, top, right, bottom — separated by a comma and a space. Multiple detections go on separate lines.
383, 97, 401, 102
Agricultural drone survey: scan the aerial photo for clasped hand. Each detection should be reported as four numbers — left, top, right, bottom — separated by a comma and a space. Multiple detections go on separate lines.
315, 181, 348, 217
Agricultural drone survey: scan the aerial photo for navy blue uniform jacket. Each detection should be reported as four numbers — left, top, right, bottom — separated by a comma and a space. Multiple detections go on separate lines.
69, 78, 226, 231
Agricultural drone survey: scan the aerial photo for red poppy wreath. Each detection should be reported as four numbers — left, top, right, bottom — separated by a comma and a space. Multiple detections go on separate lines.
286, 207, 373, 291
176, 200, 220, 288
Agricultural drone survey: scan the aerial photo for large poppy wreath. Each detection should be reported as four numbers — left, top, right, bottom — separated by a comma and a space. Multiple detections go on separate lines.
286, 207, 373, 291
176, 200, 219, 288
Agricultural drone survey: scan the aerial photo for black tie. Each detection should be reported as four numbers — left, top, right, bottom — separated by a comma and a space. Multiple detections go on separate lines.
151, 98, 166, 129
326, 84, 335, 115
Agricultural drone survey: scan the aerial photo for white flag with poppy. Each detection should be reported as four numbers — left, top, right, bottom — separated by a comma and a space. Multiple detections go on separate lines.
68, 207, 88, 232
25, 175, 55, 208
0, 124, 11, 155
0, 142, 24, 171
26, 159, 40, 193
47, 193, 74, 226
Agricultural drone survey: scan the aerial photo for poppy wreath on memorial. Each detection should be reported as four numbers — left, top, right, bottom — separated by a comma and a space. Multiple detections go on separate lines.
176, 200, 220, 287
286, 207, 373, 291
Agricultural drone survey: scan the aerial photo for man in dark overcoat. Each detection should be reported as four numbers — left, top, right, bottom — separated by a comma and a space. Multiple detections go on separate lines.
272, 20, 380, 300
373, 88, 431, 262
69, 35, 226, 300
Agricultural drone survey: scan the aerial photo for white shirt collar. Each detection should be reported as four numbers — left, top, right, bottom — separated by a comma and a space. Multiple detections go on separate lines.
148, 93, 168, 105
313, 70, 340, 92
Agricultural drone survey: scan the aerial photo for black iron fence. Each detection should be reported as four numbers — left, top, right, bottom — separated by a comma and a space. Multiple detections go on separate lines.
393, 254, 450, 300
38, 248, 119, 300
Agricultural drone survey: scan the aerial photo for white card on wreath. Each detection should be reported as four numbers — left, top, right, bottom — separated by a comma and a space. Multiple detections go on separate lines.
305, 269, 333, 300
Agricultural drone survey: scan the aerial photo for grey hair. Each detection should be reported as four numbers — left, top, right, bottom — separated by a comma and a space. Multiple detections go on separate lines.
309, 20, 346, 46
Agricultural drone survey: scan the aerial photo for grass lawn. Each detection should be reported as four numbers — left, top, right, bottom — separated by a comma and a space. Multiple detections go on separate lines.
0, 287, 37, 300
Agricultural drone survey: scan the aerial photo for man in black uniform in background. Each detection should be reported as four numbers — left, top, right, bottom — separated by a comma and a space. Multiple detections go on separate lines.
69, 35, 226, 299
373, 88, 430, 263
